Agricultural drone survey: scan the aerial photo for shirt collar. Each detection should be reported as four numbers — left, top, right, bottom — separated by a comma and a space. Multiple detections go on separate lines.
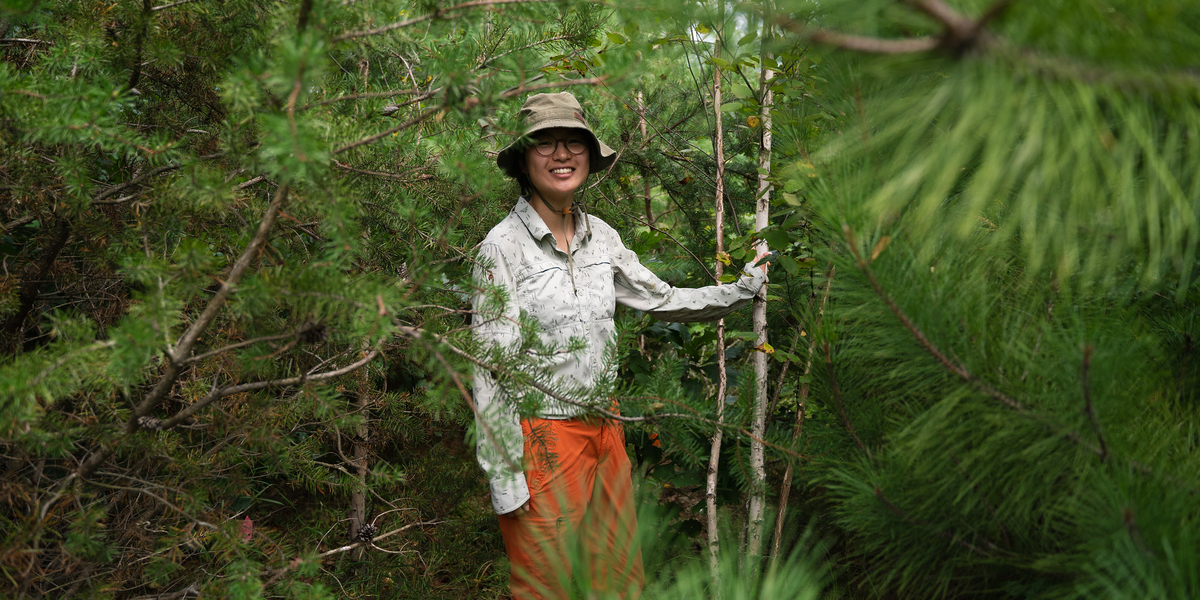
513, 196, 593, 244
514, 197, 553, 243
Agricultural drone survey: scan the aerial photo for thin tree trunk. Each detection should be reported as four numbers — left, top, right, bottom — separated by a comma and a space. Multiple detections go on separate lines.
745, 18, 774, 558
705, 7, 728, 586
348, 350, 370, 549
770, 266, 833, 561
637, 91, 653, 225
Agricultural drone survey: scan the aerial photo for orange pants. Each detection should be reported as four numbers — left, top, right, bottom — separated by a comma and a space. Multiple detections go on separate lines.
498, 417, 644, 600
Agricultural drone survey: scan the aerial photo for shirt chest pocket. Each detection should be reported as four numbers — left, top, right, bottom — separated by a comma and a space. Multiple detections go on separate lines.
577, 254, 615, 319
515, 262, 576, 330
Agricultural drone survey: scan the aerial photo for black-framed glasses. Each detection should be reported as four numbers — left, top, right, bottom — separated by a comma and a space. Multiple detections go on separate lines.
531, 136, 588, 157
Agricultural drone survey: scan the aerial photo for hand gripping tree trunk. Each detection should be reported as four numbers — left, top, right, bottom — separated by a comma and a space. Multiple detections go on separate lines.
745, 18, 774, 558
705, 8, 728, 586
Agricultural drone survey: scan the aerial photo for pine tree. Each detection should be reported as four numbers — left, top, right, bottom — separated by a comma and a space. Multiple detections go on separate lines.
778, 0, 1200, 597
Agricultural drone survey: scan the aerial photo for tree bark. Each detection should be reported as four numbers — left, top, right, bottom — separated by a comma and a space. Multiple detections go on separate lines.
746, 18, 774, 558
705, 7, 728, 586
348, 349, 371, 549
637, 91, 653, 225
1, 218, 71, 351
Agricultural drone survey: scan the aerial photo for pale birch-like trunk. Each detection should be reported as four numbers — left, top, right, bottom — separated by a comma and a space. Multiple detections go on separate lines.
745, 21, 775, 558
704, 11, 728, 586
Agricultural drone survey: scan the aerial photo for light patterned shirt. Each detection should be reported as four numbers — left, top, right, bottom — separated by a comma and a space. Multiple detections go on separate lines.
471, 197, 767, 514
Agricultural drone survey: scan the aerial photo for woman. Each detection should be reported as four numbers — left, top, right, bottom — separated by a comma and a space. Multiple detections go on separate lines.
472, 92, 767, 600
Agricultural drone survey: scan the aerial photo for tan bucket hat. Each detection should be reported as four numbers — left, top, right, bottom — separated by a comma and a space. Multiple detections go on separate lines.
496, 92, 617, 179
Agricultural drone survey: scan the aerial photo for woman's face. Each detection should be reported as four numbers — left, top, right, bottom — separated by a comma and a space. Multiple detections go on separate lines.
521, 127, 590, 202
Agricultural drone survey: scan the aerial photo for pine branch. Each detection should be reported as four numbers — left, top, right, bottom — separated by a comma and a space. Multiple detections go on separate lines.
1081, 345, 1108, 461
771, 264, 833, 560
69, 184, 289, 481
394, 325, 805, 457
843, 225, 1027, 412
824, 341, 870, 458
874, 487, 999, 559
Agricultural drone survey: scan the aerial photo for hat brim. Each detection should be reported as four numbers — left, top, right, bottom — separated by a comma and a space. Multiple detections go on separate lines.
496, 120, 616, 180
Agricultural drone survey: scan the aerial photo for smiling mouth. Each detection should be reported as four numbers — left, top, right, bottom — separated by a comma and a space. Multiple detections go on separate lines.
550, 167, 575, 174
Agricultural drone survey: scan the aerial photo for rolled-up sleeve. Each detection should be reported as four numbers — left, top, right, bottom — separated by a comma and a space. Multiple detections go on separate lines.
611, 239, 767, 322
471, 243, 530, 515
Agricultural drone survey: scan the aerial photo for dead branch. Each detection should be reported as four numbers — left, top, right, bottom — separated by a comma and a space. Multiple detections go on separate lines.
809, 31, 938, 54
182, 328, 310, 365
71, 184, 289, 481
498, 76, 608, 99
151, 0, 201, 11
333, 0, 558, 43
333, 106, 443, 155
303, 88, 428, 110
332, 159, 435, 182
0, 38, 53, 45
158, 349, 380, 430
92, 164, 182, 202
263, 520, 440, 587
1, 214, 36, 233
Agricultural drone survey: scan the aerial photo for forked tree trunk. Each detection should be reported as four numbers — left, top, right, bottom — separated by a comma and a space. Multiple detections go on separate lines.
705, 7, 728, 586
745, 18, 774, 558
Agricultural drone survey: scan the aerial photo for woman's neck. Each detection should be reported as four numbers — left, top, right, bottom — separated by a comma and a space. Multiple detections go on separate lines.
530, 190, 573, 214
529, 190, 576, 252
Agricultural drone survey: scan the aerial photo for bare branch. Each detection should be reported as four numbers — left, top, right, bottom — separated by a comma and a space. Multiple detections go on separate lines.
304, 89, 433, 111
182, 330, 305, 365
809, 30, 939, 54
498, 76, 608, 99
158, 349, 380, 430
903, 0, 976, 36
72, 185, 289, 480
263, 520, 440, 587
0, 38, 53, 45
332, 159, 435, 182
151, 0, 201, 11
333, 0, 558, 43
333, 106, 443, 155
92, 164, 181, 202
2, 214, 36, 233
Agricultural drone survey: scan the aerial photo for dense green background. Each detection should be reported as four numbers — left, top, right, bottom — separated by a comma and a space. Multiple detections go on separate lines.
1, 0, 1197, 598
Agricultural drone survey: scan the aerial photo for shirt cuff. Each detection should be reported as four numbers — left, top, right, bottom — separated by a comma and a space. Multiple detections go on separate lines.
490, 471, 530, 515
739, 262, 769, 291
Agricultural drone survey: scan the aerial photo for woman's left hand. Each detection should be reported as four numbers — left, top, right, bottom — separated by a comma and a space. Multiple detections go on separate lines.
754, 249, 771, 273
